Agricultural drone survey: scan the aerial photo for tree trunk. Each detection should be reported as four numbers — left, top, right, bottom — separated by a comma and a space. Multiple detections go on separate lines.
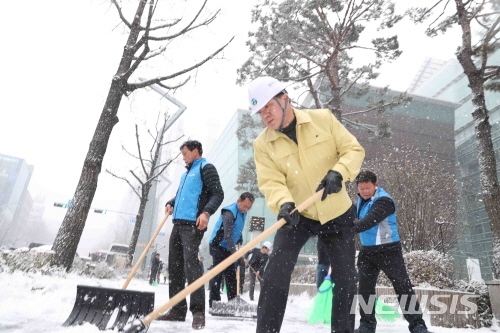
50, 82, 122, 269
50, 1, 148, 271
127, 187, 149, 265
325, 55, 342, 121
455, 0, 500, 279
470, 92, 500, 279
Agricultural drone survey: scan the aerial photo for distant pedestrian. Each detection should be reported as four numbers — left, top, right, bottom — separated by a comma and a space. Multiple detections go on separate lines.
149, 253, 161, 285
244, 241, 272, 301
157, 259, 164, 283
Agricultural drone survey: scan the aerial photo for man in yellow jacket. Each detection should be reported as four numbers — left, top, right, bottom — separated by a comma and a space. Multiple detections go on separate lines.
248, 76, 365, 333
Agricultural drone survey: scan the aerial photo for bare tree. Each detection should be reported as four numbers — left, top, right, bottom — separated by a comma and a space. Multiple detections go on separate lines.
238, 0, 410, 128
351, 145, 458, 253
106, 113, 182, 264
50, 0, 233, 270
408, 0, 500, 277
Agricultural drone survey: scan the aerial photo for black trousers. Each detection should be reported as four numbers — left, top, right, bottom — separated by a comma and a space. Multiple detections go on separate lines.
257, 206, 357, 333
168, 224, 205, 316
239, 264, 246, 293
357, 242, 426, 332
149, 267, 159, 284
209, 244, 237, 306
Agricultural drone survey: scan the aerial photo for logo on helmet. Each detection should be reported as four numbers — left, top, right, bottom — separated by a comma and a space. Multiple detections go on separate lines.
251, 98, 258, 106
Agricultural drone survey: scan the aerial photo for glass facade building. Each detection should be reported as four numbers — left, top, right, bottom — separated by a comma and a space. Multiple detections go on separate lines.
414, 50, 500, 280
0, 153, 34, 247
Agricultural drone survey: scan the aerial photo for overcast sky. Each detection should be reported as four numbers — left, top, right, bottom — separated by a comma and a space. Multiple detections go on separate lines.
0, 0, 462, 253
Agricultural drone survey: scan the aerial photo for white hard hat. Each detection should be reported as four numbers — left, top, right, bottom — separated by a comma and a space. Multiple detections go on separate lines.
248, 76, 287, 115
262, 241, 273, 251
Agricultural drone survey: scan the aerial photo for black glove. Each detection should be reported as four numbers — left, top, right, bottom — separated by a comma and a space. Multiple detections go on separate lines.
278, 202, 300, 227
316, 170, 343, 201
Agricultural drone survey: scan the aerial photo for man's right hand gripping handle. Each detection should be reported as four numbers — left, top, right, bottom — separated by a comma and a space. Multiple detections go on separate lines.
278, 202, 300, 228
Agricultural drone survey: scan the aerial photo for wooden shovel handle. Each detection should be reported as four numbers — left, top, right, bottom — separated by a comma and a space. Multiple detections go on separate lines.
248, 262, 263, 281
236, 265, 240, 296
140, 190, 323, 325
121, 212, 170, 290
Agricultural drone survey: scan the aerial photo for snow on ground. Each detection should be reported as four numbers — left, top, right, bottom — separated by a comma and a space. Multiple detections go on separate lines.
0, 270, 498, 333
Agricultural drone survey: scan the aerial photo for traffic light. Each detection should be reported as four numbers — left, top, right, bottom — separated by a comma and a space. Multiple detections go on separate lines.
54, 202, 67, 208
249, 216, 265, 232
94, 209, 107, 214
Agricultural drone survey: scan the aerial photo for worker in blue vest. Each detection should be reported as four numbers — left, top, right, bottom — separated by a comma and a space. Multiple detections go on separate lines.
158, 140, 224, 330
208, 192, 255, 308
354, 170, 429, 333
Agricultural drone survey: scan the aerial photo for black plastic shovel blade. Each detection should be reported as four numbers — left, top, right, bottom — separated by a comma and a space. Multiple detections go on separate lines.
63, 285, 154, 331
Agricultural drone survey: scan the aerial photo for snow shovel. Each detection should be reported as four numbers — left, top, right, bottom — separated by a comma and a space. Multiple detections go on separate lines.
209, 262, 257, 318
122, 190, 324, 333
62, 213, 170, 331
307, 267, 333, 324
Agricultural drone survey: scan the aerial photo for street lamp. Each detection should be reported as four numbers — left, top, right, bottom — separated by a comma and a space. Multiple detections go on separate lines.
434, 220, 456, 255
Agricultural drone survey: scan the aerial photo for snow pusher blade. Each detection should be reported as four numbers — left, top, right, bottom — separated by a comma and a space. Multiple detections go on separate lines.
62, 213, 170, 331
209, 297, 257, 318
209, 260, 257, 318
62, 285, 154, 331
122, 191, 323, 333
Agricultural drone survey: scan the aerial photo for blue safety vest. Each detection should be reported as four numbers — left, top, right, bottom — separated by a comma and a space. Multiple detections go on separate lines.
357, 187, 400, 246
209, 202, 246, 250
172, 158, 208, 221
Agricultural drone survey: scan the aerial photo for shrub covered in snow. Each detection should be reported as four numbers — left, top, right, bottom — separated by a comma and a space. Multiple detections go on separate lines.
454, 279, 493, 327
290, 264, 316, 284
1, 250, 57, 274
377, 250, 455, 289
70, 258, 118, 279
375, 250, 492, 327
0, 249, 118, 279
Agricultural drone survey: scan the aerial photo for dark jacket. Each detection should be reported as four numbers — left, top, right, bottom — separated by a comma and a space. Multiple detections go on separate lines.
166, 161, 224, 225
151, 257, 161, 272
245, 248, 269, 273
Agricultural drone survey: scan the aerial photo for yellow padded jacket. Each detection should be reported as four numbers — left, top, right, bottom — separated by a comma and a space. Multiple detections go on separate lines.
253, 108, 365, 224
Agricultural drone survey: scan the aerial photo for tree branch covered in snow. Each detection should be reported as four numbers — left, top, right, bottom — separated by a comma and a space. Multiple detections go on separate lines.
238, 0, 407, 121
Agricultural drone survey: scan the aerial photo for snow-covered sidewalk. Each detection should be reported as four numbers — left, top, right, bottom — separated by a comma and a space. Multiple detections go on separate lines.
0, 271, 497, 333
